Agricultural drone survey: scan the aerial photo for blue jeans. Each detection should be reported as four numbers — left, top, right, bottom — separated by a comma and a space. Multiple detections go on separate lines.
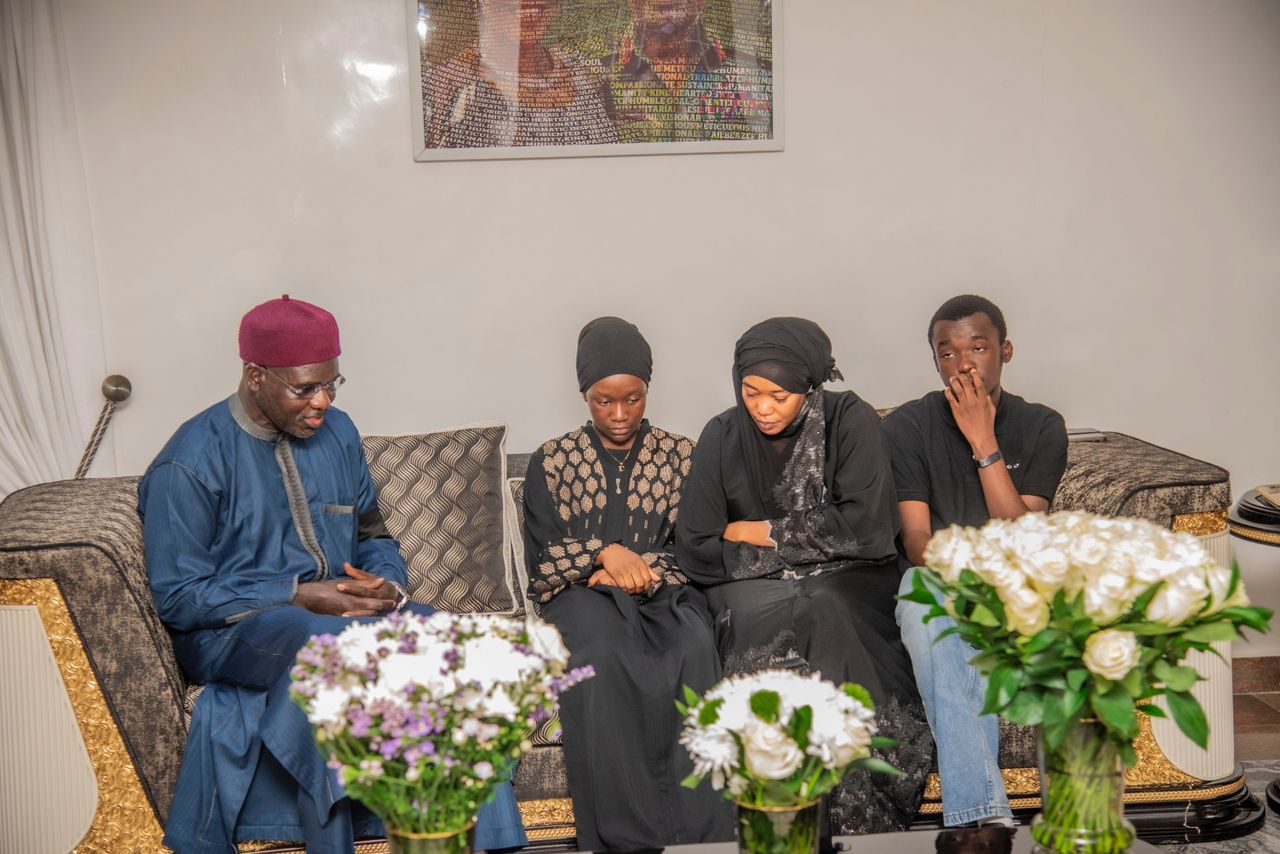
895, 568, 1011, 826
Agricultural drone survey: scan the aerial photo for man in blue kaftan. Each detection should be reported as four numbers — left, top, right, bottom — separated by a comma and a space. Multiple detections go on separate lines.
139, 296, 526, 854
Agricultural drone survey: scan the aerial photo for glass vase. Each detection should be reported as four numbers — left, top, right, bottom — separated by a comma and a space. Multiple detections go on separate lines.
1032, 720, 1135, 854
735, 798, 821, 854
386, 822, 474, 854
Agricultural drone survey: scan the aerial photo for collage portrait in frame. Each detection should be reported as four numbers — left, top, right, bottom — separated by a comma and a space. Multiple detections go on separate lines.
407, 0, 782, 160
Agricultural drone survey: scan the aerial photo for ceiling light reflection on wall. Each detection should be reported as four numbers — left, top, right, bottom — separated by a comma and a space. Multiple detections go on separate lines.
340, 59, 400, 104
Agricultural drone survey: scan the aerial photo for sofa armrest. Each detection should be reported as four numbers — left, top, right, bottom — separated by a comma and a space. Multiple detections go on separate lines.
0, 477, 188, 824
1052, 433, 1231, 525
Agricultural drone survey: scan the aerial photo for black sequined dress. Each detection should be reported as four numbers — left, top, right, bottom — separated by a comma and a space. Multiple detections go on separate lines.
677, 391, 933, 833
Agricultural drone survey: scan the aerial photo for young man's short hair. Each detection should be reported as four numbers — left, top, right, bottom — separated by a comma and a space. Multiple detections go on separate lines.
927, 294, 1008, 344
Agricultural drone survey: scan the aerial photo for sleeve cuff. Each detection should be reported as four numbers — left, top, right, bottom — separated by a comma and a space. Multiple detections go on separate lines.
585, 539, 611, 567
278, 574, 300, 606
763, 517, 784, 547
1017, 484, 1057, 501
225, 575, 299, 626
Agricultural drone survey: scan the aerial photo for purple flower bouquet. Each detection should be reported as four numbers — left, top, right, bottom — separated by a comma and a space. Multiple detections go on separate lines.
291, 611, 592, 836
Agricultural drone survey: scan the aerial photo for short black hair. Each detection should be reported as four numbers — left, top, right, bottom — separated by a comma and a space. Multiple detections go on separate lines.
927, 294, 1007, 345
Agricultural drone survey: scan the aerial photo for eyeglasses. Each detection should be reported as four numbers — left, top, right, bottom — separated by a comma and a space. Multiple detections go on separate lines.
255, 366, 346, 401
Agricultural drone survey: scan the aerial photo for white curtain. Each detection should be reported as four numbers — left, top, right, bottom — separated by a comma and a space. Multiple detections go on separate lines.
0, 0, 108, 497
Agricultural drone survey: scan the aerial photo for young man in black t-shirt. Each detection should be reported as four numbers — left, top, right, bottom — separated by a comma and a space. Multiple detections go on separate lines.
885, 294, 1067, 827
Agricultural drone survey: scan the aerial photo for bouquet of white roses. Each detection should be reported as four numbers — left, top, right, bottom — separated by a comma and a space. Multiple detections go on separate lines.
291, 611, 592, 835
678, 669, 898, 808
902, 511, 1272, 760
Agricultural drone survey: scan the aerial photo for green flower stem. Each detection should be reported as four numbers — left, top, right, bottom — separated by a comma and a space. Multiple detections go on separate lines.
1032, 721, 1135, 854
803, 764, 823, 799
386, 823, 473, 854
736, 800, 821, 854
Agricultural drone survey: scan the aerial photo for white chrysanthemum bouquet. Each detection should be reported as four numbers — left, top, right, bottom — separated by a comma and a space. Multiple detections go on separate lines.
291, 611, 592, 836
678, 669, 898, 808
902, 511, 1271, 761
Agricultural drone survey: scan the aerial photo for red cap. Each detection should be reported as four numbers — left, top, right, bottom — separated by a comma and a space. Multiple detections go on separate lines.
238, 295, 341, 367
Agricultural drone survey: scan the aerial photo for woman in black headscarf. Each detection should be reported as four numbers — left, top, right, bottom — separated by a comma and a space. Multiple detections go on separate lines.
677, 317, 932, 834
523, 317, 733, 851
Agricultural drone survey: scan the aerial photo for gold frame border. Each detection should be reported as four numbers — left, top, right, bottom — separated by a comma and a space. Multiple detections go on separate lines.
519, 796, 577, 841
1227, 521, 1280, 546
919, 776, 1244, 814
1126, 709, 1200, 788
1172, 510, 1228, 537
0, 578, 165, 853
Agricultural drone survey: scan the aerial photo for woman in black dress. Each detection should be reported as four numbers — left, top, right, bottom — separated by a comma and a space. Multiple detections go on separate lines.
523, 317, 733, 851
676, 317, 931, 833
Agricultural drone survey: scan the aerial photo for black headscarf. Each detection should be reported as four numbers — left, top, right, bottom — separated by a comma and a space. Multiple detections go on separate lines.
732, 317, 843, 514
733, 317, 843, 394
576, 317, 653, 393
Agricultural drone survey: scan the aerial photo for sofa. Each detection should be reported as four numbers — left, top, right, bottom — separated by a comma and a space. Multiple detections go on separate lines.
0, 423, 1265, 853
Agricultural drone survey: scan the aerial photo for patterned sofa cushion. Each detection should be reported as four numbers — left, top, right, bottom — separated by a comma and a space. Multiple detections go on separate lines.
362, 424, 517, 614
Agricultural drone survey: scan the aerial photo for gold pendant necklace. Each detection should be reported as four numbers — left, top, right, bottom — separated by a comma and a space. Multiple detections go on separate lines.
604, 446, 628, 495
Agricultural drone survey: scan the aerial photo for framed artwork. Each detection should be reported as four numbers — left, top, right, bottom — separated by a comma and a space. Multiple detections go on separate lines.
406, 0, 781, 161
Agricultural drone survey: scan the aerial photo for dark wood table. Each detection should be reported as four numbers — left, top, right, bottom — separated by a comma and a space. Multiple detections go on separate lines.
582, 828, 1162, 854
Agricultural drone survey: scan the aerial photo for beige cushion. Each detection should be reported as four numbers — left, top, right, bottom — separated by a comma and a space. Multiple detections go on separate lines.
505, 477, 530, 617
363, 424, 517, 614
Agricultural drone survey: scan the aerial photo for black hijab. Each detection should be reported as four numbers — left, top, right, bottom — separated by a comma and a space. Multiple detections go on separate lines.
733, 316, 843, 393
576, 317, 653, 393
732, 318, 843, 514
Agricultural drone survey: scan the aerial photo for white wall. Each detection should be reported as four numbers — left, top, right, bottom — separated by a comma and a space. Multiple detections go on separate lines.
59, 1, 1280, 653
